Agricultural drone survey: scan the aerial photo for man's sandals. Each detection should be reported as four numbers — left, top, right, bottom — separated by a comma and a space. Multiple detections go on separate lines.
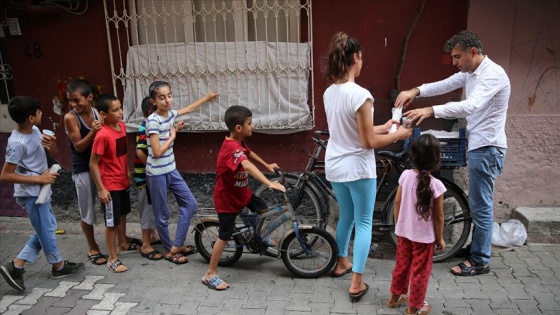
141, 250, 163, 261
164, 253, 189, 264
451, 258, 490, 276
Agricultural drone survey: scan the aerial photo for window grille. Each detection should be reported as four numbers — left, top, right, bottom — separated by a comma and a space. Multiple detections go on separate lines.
0, 45, 16, 132
103, 0, 314, 133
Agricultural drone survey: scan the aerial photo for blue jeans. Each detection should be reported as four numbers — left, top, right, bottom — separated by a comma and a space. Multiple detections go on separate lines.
468, 146, 506, 266
15, 197, 62, 264
147, 169, 197, 252
331, 178, 376, 274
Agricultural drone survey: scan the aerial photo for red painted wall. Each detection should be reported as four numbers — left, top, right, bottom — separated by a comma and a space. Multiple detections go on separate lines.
1, 0, 467, 173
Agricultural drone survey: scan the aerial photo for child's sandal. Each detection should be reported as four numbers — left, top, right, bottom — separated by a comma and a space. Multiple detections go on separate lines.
107, 259, 128, 273
386, 294, 408, 308
404, 301, 431, 315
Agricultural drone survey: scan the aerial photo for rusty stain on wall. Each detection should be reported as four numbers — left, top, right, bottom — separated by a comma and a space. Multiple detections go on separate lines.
527, 66, 560, 111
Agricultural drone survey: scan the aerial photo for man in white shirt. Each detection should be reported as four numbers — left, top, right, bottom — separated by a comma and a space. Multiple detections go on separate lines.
395, 30, 510, 276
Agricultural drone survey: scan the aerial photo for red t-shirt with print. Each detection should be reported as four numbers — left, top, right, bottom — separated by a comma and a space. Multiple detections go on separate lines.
213, 137, 252, 214
91, 122, 129, 191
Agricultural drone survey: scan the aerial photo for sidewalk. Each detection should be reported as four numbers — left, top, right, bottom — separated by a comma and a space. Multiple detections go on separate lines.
1, 216, 560, 315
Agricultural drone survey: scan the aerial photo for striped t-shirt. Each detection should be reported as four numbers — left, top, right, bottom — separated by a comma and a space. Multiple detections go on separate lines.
133, 120, 148, 187
146, 109, 177, 176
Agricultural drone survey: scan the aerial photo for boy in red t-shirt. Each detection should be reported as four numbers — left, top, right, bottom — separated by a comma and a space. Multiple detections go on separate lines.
90, 94, 131, 273
202, 105, 285, 291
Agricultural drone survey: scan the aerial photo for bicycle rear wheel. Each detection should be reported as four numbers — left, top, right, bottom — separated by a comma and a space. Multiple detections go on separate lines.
280, 227, 337, 278
194, 221, 243, 267
385, 180, 471, 263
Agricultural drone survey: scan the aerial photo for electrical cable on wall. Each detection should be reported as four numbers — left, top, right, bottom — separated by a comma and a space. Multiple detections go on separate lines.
392, 0, 426, 100
38, 0, 89, 15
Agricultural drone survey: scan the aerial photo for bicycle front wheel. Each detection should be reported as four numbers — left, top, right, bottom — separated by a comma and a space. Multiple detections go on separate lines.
280, 227, 337, 278
194, 221, 243, 267
385, 181, 471, 263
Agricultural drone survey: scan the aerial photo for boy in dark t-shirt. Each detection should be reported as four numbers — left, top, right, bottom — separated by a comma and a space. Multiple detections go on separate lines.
201, 105, 285, 291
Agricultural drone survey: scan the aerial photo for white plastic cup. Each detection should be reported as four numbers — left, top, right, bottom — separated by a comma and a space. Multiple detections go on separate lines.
42, 129, 55, 137
402, 117, 413, 129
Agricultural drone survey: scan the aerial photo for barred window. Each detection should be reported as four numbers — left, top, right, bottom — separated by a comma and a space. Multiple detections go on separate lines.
104, 0, 314, 132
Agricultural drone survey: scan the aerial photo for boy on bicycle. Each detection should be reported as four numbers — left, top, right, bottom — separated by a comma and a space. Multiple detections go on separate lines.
202, 105, 285, 291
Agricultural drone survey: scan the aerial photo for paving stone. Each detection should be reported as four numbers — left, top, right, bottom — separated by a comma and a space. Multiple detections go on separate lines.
82, 284, 115, 300
465, 298, 493, 314
45, 281, 80, 297
3, 218, 560, 314
45, 305, 72, 315
52, 288, 89, 308
64, 299, 100, 315
74, 275, 106, 290
3, 304, 33, 315
90, 292, 126, 310
511, 299, 541, 314
20, 296, 60, 314
18, 287, 52, 304
0, 295, 24, 313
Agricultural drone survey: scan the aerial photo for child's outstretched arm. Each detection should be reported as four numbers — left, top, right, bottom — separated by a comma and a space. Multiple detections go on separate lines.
247, 151, 278, 173
241, 160, 285, 192
0, 162, 58, 185
177, 91, 219, 116
89, 154, 110, 204
433, 194, 446, 251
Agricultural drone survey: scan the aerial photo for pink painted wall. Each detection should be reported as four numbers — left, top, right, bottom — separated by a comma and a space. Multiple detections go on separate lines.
467, 1, 560, 218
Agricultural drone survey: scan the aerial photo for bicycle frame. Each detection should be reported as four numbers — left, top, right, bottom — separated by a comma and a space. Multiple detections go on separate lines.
196, 170, 314, 256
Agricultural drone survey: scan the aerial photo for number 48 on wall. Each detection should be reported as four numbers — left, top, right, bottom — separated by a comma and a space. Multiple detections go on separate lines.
25, 42, 42, 59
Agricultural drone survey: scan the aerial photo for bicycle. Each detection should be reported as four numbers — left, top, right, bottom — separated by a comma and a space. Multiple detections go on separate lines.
254, 130, 472, 263
193, 169, 338, 278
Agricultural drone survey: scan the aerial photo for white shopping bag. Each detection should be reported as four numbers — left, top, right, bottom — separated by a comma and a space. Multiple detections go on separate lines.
492, 219, 527, 247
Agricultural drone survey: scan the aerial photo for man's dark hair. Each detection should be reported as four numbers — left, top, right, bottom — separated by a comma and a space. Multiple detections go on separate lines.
444, 30, 483, 54
67, 79, 93, 98
96, 94, 118, 114
8, 96, 42, 124
224, 105, 252, 132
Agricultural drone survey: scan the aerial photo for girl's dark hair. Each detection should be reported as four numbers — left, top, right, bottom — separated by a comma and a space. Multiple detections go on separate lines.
408, 134, 441, 220
325, 32, 361, 83
148, 81, 171, 99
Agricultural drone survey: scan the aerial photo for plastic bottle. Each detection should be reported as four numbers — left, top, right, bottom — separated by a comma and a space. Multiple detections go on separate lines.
36, 164, 61, 204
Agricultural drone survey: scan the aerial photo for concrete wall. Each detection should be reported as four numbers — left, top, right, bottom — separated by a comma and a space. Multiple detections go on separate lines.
468, 1, 560, 219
